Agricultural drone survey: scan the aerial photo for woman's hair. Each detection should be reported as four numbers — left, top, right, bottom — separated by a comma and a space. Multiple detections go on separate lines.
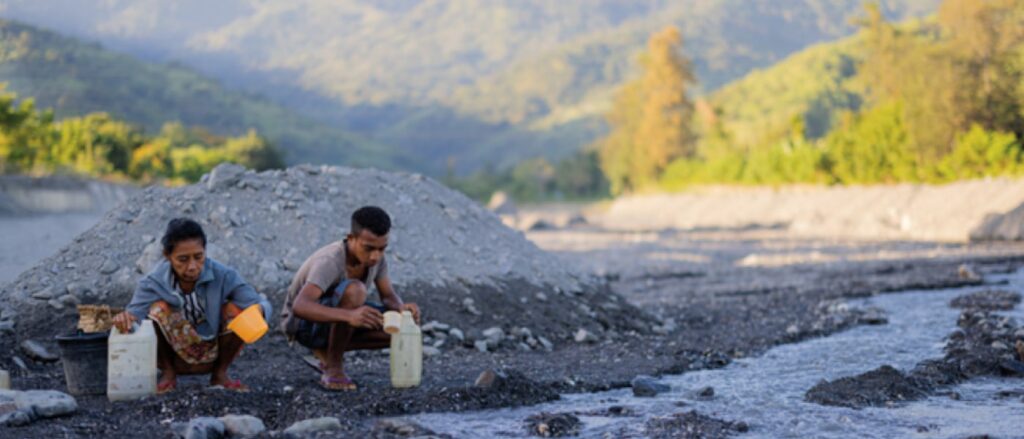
161, 218, 207, 254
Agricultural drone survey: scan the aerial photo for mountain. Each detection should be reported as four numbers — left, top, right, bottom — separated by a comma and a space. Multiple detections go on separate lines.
709, 35, 866, 148
0, 0, 942, 173
0, 20, 406, 169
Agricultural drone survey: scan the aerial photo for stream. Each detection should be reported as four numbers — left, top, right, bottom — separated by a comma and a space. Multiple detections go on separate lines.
408, 271, 1024, 438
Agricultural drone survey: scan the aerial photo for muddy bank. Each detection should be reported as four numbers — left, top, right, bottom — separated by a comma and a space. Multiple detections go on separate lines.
644, 411, 748, 439
805, 290, 1024, 408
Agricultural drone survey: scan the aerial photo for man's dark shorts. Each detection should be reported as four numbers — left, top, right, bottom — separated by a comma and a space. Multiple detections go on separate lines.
294, 279, 388, 350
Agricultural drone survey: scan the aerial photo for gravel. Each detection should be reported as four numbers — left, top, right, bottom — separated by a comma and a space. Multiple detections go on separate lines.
0, 164, 646, 344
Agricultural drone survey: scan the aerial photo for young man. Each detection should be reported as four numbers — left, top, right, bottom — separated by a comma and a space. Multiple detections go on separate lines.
279, 206, 420, 390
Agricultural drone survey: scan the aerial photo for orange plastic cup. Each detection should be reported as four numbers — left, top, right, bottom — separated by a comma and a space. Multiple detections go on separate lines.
227, 304, 268, 344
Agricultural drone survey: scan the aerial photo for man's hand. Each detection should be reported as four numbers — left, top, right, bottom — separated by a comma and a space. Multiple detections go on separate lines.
344, 306, 384, 330
402, 303, 421, 325
112, 311, 137, 333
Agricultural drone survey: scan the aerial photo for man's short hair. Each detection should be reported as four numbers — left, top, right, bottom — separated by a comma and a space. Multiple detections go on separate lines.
351, 206, 391, 237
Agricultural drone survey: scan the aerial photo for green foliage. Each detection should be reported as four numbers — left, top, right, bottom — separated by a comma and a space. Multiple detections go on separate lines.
598, 27, 696, 194
645, 0, 1024, 190
937, 124, 1024, 179
446, 149, 609, 203
0, 20, 398, 170
0, 86, 283, 183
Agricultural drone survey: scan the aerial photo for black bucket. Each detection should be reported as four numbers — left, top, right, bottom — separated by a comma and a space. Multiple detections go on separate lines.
55, 331, 108, 395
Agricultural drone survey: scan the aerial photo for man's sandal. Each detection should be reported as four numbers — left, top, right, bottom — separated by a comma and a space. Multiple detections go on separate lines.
319, 374, 357, 391
210, 379, 250, 392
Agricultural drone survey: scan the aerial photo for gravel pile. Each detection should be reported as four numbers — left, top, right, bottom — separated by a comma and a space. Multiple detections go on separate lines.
0, 164, 644, 342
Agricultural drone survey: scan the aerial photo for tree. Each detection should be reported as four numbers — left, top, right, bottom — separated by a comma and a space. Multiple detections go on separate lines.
598, 26, 696, 194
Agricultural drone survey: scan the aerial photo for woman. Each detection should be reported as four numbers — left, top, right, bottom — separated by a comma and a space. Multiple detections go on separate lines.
112, 218, 272, 393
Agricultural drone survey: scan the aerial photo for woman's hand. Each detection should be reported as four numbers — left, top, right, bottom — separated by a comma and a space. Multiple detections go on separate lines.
401, 303, 421, 325
112, 311, 137, 333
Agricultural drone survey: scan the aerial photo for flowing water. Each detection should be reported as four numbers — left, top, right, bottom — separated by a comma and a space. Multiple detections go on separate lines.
409, 272, 1024, 438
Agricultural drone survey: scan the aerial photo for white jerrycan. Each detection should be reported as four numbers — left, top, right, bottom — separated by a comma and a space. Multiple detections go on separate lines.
389, 310, 422, 388
107, 319, 157, 401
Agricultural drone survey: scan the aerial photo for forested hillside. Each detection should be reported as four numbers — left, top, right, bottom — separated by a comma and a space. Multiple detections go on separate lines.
0, 20, 404, 169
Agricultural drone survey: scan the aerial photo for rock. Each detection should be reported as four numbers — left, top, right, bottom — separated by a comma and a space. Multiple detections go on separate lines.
0, 409, 33, 426
135, 241, 164, 274
482, 326, 505, 340
421, 320, 451, 333
371, 418, 438, 437
473, 340, 489, 353
697, 386, 715, 399
573, 328, 598, 344
20, 340, 58, 362
423, 346, 441, 357
65, 282, 90, 298
283, 417, 342, 438
0, 389, 77, 418
786, 324, 799, 335
474, 369, 507, 388
525, 412, 581, 437
857, 307, 888, 325
632, 375, 671, 397
448, 328, 465, 342
58, 294, 80, 307
958, 264, 980, 281
535, 336, 554, 351
180, 417, 225, 439
11, 356, 27, 371
0, 321, 14, 333
115, 208, 137, 223
99, 258, 120, 275
47, 298, 65, 310
206, 163, 246, 191
31, 287, 54, 300
218, 414, 265, 438
511, 327, 533, 339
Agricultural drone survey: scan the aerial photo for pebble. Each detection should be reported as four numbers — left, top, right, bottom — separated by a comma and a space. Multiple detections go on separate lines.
574, 328, 598, 344
473, 340, 489, 353
11, 356, 28, 371
537, 336, 554, 351
631, 375, 670, 397
474, 369, 507, 388
448, 328, 465, 342
20, 340, 58, 362
423, 346, 441, 357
